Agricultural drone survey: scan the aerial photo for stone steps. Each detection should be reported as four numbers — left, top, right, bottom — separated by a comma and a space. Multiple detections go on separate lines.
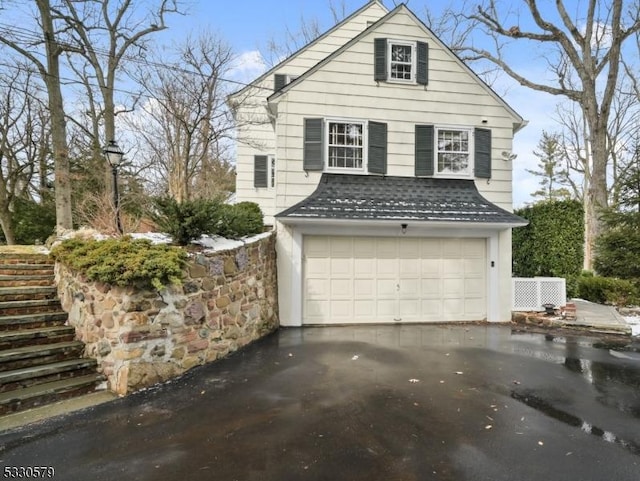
0, 325, 75, 349
0, 252, 105, 415
0, 312, 68, 332
0, 358, 99, 393
0, 340, 85, 371
0, 373, 106, 415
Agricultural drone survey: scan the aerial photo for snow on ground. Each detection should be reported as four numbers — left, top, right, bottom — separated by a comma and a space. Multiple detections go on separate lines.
623, 316, 640, 337
129, 231, 272, 253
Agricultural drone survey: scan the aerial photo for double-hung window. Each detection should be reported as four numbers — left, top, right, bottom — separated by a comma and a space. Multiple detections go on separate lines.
436, 127, 472, 176
389, 40, 415, 81
326, 120, 365, 171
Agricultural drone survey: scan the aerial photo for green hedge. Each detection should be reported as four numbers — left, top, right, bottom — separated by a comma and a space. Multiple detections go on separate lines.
149, 198, 264, 245
577, 274, 640, 306
513, 200, 584, 296
51, 237, 188, 290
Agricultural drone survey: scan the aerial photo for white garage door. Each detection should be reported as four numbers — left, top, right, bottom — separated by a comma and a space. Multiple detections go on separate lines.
303, 236, 486, 324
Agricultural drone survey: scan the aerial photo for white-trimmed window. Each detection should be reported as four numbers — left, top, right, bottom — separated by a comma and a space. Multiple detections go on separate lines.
388, 40, 416, 82
436, 127, 472, 176
326, 120, 366, 172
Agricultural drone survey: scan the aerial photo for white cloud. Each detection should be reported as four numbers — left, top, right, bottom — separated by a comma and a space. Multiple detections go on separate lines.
228, 50, 268, 84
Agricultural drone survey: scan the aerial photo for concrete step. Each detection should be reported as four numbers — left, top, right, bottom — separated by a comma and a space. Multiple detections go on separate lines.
0, 275, 54, 287
0, 326, 75, 349
0, 341, 85, 371
0, 312, 68, 332
0, 358, 99, 393
0, 373, 105, 415
0, 298, 62, 317
0, 286, 58, 302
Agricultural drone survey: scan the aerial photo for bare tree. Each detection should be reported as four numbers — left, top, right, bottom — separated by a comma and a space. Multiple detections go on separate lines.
0, 0, 74, 234
130, 33, 237, 202
458, 0, 640, 269
51, 0, 181, 190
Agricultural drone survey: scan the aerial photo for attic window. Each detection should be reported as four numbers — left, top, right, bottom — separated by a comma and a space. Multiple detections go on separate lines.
389, 41, 415, 81
374, 38, 428, 85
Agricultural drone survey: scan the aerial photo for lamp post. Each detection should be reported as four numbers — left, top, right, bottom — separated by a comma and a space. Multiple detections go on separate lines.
103, 140, 124, 234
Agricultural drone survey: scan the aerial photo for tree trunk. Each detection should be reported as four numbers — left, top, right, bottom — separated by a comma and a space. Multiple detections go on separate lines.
36, 0, 73, 235
584, 127, 610, 271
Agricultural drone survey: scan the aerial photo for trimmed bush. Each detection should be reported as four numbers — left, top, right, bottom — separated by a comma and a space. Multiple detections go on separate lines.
594, 212, 640, 279
51, 236, 188, 290
577, 274, 639, 306
149, 197, 220, 246
216, 202, 264, 240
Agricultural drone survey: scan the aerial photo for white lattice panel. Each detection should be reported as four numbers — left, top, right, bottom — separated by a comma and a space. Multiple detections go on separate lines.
512, 278, 566, 311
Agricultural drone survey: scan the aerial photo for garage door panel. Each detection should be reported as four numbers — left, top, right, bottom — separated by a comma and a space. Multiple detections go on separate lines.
443, 239, 462, 257
377, 279, 397, 297
305, 279, 329, 299
331, 258, 353, 277
354, 258, 375, 277
376, 239, 398, 258
443, 259, 463, 277
376, 258, 397, 277
399, 238, 420, 258
354, 278, 374, 298
420, 239, 442, 257
330, 279, 352, 298
305, 258, 329, 276
303, 235, 486, 324
463, 239, 485, 257
420, 259, 441, 277
443, 278, 464, 297
399, 278, 420, 298
331, 300, 353, 319
354, 300, 375, 318
330, 237, 353, 257
421, 279, 442, 298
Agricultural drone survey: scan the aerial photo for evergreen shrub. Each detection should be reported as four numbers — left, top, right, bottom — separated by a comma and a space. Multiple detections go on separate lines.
577, 274, 639, 306
513, 200, 584, 297
150, 197, 220, 245
51, 236, 187, 290
216, 202, 264, 239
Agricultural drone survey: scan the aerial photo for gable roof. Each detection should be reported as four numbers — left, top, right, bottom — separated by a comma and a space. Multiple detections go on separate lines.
276, 174, 528, 227
267, 4, 525, 132
229, 0, 388, 99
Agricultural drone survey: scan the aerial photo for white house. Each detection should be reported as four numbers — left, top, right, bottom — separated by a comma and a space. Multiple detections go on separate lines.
229, 0, 527, 327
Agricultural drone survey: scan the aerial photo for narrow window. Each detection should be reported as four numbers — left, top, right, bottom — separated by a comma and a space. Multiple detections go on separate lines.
270, 156, 276, 187
327, 121, 364, 170
436, 128, 471, 176
388, 41, 416, 82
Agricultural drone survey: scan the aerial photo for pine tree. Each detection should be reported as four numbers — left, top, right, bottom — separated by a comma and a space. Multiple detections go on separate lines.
527, 131, 573, 202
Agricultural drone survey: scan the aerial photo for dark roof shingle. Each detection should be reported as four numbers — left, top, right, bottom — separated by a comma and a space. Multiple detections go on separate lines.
276, 174, 527, 225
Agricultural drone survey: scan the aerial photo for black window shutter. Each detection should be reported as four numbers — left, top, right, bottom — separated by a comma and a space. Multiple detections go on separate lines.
475, 128, 492, 179
303, 118, 324, 171
254, 155, 268, 188
374, 38, 387, 81
368, 122, 387, 174
415, 125, 434, 176
274, 73, 286, 91
416, 42, 428, 85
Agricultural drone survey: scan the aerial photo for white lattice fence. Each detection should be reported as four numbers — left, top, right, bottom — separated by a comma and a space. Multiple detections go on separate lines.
512, 277, 566, 311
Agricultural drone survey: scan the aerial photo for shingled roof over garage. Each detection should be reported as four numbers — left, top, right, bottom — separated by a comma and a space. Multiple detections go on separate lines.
276, 174, 528, 226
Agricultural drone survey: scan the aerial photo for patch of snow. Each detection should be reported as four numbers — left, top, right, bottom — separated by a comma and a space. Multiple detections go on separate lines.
129, 231, 272, 253
623, 315, 640, 337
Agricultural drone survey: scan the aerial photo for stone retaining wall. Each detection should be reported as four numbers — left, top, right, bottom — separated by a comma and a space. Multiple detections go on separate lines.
55, 233, 279, 395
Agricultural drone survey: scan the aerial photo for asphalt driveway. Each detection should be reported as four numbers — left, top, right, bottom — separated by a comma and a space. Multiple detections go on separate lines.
1, 325, 639, 481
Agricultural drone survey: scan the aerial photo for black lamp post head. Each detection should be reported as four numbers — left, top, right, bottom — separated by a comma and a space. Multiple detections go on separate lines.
104, 140, 124, 167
